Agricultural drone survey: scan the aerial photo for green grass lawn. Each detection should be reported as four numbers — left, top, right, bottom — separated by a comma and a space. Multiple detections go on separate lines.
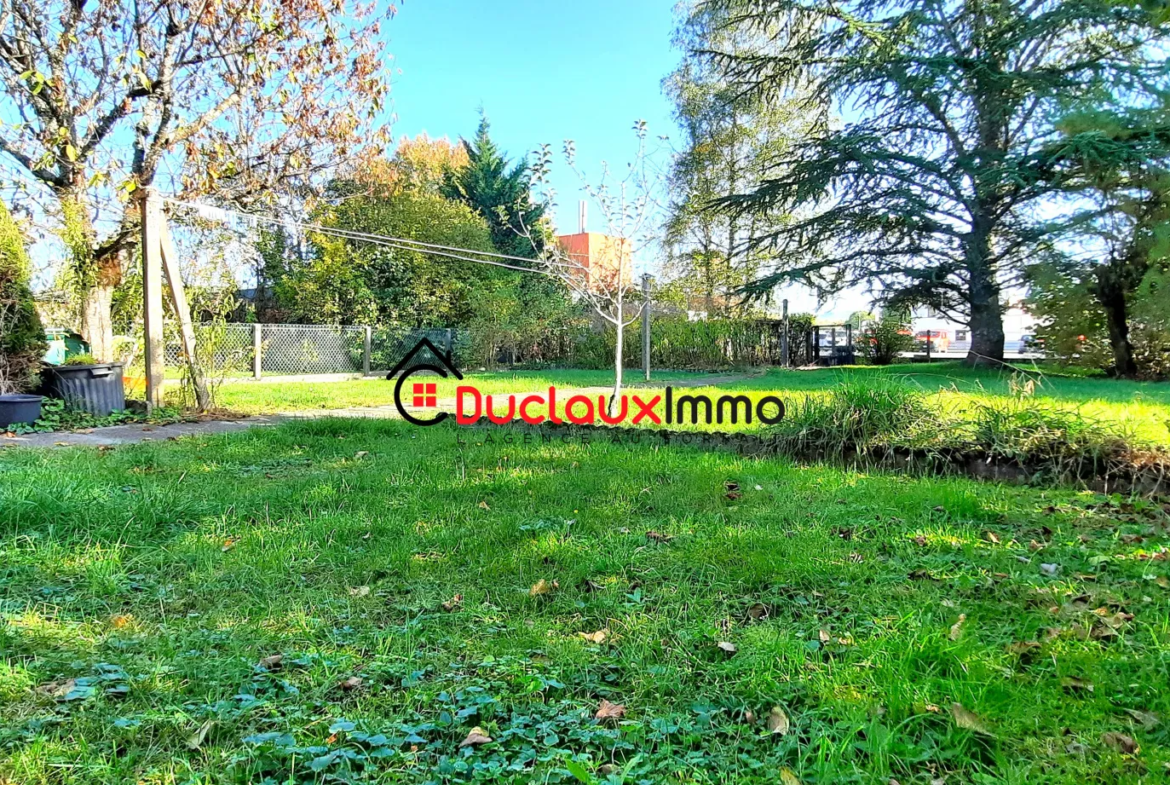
2, 418, 1168, 783
206, 362, 1170, 446
202, 369, 718, 415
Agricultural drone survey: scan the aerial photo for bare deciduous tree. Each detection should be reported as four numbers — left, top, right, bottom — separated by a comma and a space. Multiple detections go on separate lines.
0, 0, 393, 359
526, 121, 665, 413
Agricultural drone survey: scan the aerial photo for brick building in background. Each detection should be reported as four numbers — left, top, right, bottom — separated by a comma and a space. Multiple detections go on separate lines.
555, 202, 633, 292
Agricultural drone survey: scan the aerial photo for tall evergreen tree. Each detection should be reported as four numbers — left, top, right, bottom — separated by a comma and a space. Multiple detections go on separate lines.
1028, 103, 1170, 377
442, 115, 547, 259
702, 0, 1169, 365
664, 2, 810, 316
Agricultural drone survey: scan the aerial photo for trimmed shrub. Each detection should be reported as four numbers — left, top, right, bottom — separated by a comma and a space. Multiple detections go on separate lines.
0, 202, 46, 393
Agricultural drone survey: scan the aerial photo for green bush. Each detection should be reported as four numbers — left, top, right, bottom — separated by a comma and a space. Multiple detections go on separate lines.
572, 315, 818, 371
0, 201, 46, 393
855, 313, 914, 365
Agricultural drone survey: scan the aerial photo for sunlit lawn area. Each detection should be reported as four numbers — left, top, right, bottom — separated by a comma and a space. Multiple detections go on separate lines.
200, 369, 718, 415
207, 362, 1170, 445
2, 418, 1168, 783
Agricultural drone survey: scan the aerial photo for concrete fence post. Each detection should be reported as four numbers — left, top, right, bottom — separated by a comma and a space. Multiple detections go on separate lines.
363, 326, 372, 375
253, 324, 262, 380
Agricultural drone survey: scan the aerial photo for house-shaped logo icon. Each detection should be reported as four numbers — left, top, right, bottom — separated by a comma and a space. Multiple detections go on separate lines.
389, 338, 464, 426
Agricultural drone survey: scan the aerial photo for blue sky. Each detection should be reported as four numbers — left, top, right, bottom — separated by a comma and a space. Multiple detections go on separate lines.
382, 0, 679, 232
380, 1, 874, 317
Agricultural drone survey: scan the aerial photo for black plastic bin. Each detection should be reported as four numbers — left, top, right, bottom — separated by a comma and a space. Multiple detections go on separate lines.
0, 394, 43, 428
42, 363, 125, 417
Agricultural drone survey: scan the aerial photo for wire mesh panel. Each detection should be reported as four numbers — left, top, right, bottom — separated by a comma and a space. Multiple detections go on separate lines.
164, 323, 253, 376
259, 324, 367, 375
166, 323, 369, 377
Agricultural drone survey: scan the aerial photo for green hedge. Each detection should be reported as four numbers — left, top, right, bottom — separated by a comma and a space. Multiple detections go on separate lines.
0, 202, 46, 393
571, 315, 816, 370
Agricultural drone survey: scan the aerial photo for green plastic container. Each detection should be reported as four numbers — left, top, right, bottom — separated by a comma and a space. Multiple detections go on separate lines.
43, 328, 90, 366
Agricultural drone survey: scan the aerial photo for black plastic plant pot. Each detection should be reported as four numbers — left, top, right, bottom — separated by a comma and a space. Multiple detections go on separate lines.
43, 363, 126, 417
0, 394, 43, 429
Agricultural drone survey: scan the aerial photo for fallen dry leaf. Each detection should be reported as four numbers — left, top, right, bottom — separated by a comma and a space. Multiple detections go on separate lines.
1062, 676, 1094, 694
348, 585, 371, 597
1123, 708, 1159, 729
912, 534, 928, 546
1101, 731, 1139, 754
595, 699, 626, 721
1006, 641, 1041, 659
744, 709, 756, 724
984, 531, 1001, 544
354, 451, 369, 459
716, 641, 737, 655
478, 501, 490, 511
951, 702, 991, 735
187, 720, 215, 750
746, 603, 770, 621
949, 614, 967, 642
819, 629, 832, 644
778, 768, 801, 785
766, 705, 790, 735
459, 727, 493, 747
338, 676, 363, 692
37, 678, 75, 698
645, 530, 674, 543
1094, 609, 1133, 629
257, 654, 283, 671
529, 579, 558, 597
1155, 576, 1169, 590
579, 629, 609, 644
441, 594, 463, 612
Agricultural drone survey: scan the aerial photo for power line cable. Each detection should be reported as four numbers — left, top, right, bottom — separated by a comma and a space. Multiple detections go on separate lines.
162, 197, 587, 276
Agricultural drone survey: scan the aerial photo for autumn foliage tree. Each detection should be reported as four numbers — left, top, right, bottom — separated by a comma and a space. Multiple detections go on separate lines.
0, 0, 393, 360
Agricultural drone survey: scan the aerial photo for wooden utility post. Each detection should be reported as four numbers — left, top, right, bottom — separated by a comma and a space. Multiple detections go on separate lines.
159, 219, 209, 409
140, 188, 166, 412
140, 186, 210, 411
641, 273, 652, 382
781, 299, 789, 367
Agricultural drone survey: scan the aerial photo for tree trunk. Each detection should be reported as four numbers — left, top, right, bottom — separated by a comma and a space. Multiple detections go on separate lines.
1094, 264, 1138, 378
610, 316, 624, 417
964, 222, 1005, 366
81, 280, 116, 362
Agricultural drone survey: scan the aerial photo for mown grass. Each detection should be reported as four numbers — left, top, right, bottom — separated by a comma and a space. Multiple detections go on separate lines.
204, 363, 1170, 447
201, 369, 715, 415
2, 418, 1168, 784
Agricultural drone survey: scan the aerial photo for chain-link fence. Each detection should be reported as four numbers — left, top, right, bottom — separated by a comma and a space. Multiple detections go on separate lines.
165, 323, 462, 378
162, 316, 826, 380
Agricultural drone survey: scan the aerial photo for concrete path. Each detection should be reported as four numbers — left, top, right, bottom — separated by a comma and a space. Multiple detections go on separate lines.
2, 372, 761, 449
